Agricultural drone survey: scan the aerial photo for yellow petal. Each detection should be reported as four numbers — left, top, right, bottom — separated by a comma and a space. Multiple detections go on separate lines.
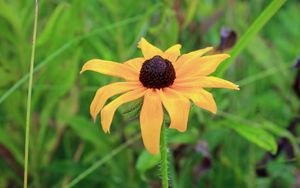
174, 76, 239, 90
176, 54, 230, 78
138, 38, 163, 60
123, 57, 144, 73
198, 76, 240, 90
164, 44, 181, 63
101, 88, 147, 133
140, 89, 163, 155
81, 59, 138, 81
159, 88, 190, 132
90, 82, 142, 121
173, 47, 213, 68
172, 87, 217, 114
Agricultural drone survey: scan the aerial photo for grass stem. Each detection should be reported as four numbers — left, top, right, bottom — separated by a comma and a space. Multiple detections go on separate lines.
24, 1, 38, 188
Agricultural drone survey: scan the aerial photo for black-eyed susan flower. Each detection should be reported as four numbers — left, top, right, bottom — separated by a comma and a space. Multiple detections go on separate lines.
81, 38, 239, 155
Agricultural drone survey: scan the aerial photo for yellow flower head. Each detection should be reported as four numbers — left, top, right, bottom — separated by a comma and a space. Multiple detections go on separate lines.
81, 38, 239, 154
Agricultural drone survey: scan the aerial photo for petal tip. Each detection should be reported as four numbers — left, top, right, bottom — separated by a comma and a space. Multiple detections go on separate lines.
207, 46, 214, 50
80, 66, 86, 74
207, 105, 217, 114
90, 108, 97, 121
79, 60, 95, 74
138, 37, 146, 48
222, 54, 231, 59
235, 85, 240, 90
177, 44, 182, 50
147, 148, 159, 155
102, 126, 110, 133
169, 126, 186, 132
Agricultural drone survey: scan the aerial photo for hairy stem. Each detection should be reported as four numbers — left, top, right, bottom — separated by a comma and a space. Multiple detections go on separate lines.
161, 123, 169, 188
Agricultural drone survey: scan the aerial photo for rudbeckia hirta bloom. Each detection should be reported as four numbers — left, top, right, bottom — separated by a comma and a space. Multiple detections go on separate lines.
81, 38, 239, 154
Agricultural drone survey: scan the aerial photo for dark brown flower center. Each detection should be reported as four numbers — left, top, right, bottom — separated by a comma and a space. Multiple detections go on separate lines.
139, 55, 176, 89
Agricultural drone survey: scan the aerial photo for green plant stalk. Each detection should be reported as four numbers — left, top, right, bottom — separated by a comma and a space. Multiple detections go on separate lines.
65, 134, 141, 188
24, 1, 38, 188
216, 0, 287, 76
160, 123, 169, 188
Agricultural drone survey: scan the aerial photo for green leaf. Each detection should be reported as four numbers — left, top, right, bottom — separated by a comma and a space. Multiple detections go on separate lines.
225, 122, 277, 154
168, 128, 198, 144
37, 3, 67, 46
262, 120, 300, 156
261, 120, 293, 139
0, 127, 23, 165
68, 116, 111, 152
183, 0, 198, 28
136, 150, 161, 173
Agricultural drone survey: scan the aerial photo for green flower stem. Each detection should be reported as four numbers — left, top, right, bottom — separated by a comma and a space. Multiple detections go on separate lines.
24, 1, 38, 188
160, 123, 169, 188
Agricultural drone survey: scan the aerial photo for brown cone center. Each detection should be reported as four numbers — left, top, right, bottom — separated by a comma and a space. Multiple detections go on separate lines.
139, 55, 176, 89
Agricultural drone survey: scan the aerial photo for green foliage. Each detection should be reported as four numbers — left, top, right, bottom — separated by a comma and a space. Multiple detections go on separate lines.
136, 151, 161, 175
1, 0, 300, 187
225, 122, 277, 154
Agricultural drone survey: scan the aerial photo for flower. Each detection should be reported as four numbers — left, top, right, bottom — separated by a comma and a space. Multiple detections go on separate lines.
81, 38, 239, 154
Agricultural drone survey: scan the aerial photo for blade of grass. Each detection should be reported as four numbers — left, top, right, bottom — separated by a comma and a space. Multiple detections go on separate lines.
24, 1, 38, 188
64, 134, 141, 188
216, 0, 287, 76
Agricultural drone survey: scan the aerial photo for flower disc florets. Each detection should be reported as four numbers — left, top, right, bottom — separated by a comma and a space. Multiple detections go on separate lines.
139, 55, 176, 89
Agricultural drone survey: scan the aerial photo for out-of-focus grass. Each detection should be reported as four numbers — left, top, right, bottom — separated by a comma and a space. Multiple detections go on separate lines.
1, 0, 300, 187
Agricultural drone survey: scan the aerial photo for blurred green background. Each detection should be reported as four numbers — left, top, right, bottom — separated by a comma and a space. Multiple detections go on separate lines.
1, 0, 300, 187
